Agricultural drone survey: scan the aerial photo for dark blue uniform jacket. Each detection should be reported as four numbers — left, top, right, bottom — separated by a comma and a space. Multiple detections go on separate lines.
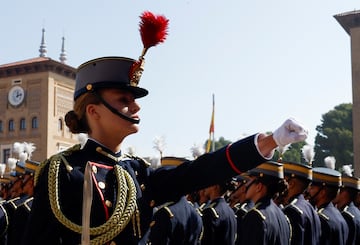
22, 135, 266, 245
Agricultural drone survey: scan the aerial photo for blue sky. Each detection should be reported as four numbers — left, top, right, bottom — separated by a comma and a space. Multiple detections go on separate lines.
0, 1, 358, 159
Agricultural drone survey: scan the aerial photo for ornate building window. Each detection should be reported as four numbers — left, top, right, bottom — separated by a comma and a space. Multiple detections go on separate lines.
20, 118, 26, 130
3, 149, 10, 163
31, 117, 38, 129
8, 120, 15, 132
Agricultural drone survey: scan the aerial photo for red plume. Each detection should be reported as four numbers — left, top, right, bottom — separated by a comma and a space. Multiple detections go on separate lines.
139, 11, 169, 55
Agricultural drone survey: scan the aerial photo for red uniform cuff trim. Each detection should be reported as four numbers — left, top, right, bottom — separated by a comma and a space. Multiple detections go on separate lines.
226, 144, 242, 174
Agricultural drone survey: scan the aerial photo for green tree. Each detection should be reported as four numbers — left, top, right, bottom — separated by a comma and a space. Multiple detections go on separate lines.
204, 136, 232, 152
313, 103, 353, 169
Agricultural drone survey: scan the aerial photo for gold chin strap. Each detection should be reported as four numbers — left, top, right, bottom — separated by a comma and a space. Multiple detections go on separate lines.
48, 155, 138, 244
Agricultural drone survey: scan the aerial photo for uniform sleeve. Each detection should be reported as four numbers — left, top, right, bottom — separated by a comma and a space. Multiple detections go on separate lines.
149, 134, 267, 204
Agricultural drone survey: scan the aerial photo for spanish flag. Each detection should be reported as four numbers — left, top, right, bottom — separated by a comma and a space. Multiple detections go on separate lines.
206, 94, 215, 153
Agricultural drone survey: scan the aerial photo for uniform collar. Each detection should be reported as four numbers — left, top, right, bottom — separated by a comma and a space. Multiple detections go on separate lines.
83, 139, 123, 163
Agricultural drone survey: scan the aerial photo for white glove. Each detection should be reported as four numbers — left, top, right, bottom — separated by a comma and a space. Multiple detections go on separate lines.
272, 118, 308, 147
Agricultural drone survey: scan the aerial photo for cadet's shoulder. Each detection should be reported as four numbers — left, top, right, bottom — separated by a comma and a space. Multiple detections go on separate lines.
154, 201, 176, 218
246, 206, 266, 221
123, 154, 151, 170
35, 144, 82, 185
318, 208, 330, 221
202, 201, 220, 219
342, 206, 355, 219
284, 198, 303, 215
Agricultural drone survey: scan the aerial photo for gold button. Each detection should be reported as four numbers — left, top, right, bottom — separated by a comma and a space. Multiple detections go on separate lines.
140, 184, 146, 191
86, 84, 93, 91
105, 200, 113, 208
98, 181, 106, 189
92, 165, 97, 174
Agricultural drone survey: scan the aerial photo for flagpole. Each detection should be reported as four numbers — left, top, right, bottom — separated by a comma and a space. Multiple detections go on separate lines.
211, 94, 215, 152
206, 94, 215, 153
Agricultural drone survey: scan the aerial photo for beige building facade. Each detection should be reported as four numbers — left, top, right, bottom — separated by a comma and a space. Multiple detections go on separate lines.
335, 10, 360, 176
0, 57, 78, 163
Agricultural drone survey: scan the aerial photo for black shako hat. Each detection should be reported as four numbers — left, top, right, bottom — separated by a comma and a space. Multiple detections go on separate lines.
312, 167, 341, 187
341, 174, 360, 191
283, 161, 312, 181
247, 161, 284, 179
74, 56, 149, 100
74, 11, 169, 100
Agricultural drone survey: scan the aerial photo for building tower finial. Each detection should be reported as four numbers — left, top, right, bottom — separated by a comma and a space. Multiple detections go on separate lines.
39, 28, 47, 57
59, 36, 67, 64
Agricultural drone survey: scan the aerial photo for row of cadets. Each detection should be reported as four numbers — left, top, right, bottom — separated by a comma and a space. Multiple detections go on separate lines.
0, 142, 38, 245
0, 157, 26, 245
333, 165, 360, 245
6, 159, 39, 245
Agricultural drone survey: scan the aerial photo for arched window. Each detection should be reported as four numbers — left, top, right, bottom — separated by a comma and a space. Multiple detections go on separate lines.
20, 118, 26, 130
58, 118, 63, 131
31, 117, 38, 129
8, 119, 14, 131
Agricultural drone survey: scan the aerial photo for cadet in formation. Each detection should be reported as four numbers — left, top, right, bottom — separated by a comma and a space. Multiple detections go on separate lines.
147, 195, 203, 245
200, 181, 237, 245
21, 11, 308, 245
146, 160, 203, 245
333, 174, 360, 245
282, 161, 321, 245
307, 167, 349, 245
238, 161, 291, 245
227, 174, 253, 245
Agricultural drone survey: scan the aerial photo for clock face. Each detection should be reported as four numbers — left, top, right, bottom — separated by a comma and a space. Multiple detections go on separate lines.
8, 85, 25, 107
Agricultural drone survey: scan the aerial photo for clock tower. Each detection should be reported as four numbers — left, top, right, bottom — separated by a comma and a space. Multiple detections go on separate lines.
0, 31, 78, 163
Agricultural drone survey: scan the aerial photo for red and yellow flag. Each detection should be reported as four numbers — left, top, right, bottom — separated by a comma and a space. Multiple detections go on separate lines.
206, 94, 215, 153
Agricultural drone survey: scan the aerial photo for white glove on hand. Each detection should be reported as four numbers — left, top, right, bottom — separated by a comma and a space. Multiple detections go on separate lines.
272, 118, 308, 147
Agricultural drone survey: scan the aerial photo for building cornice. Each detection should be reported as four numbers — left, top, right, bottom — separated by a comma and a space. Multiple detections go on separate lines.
0, 57, 76, 79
